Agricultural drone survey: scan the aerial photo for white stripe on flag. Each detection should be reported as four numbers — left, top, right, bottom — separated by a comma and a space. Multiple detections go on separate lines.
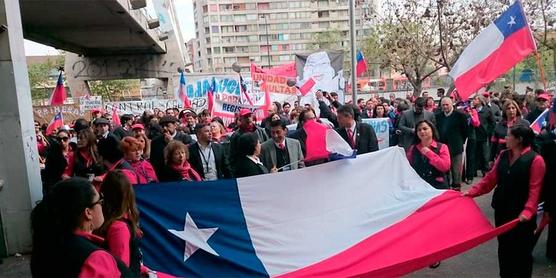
449, 23, 504, 79
236, 147, 443, 276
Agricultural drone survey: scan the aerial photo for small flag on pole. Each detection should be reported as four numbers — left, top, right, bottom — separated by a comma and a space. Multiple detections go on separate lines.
530, 108, 549, 134
207, 77, 216, 113
46, 112, 64, 135
48, 71, 67, 106
299, 78, 316, 97
356, 50, 368, 77
240, 75, 254, 106
549, 98, 556, 129
178, 72, 192, 108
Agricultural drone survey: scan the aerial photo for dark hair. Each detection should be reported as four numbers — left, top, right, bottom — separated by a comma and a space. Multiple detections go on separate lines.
74, 118, 90, 133
357, 98, 364, 104
283, 102, 291, 108
273, 101, 282, 113
97, 170, 139, 238
414, 97, 426, 108
330, 92, 338, 97
337, 105, 355, 118
31, 178, 97, 275
237, 132, 259, 156
270, 119, 287, 129
77, 129, 100, 163
97, 135, 123, 163
120, 114, 134, 124
508, 124, 535, 147
413, 120, 440, 144
297, 108, 317, 129
373, 104, 386, 118
194, 123, 210, 134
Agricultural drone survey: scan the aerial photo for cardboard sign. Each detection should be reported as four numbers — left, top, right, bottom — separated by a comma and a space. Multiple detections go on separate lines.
361, 118, 391, 149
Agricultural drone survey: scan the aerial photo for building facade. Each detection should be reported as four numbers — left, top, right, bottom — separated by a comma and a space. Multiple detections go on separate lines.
191, 0, 378, 73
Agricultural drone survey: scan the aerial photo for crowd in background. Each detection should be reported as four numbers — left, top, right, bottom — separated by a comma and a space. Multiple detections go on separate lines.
31, 86, 556, 277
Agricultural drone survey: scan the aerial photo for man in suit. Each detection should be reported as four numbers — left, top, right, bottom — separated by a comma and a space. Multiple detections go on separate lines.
150, 115, 195, 178
260, 119, 305, 172
188, 123, 232, 180
435, 97, 469, 191
398, 97, 436, 150
335, 104, 379, 154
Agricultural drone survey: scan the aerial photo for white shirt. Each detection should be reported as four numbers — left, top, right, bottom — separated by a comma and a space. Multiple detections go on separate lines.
198, 143, 217, 181
247, 155, 263, 165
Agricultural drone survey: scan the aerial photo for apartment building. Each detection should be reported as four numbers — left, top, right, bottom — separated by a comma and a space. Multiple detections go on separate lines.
191, 0, 378, 73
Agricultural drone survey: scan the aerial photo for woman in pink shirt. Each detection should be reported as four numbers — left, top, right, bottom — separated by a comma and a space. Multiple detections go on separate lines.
31, 178, 128, 277
406, 120, 451, 189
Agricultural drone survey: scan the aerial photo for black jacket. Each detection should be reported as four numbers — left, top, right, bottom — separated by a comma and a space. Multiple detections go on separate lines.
150, 132, 195, 178
112, 126, 133, 140
475, 106, 495, 142
435, 110, 469, 155
234, 156, 269, 178
335, 122, 379, 155
188, 142, 233, 180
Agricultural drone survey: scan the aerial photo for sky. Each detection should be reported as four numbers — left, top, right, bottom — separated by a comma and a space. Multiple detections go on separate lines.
24, 0, 195, 56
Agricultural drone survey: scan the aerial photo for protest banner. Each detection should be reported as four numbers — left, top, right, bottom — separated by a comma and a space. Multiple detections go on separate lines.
104, 99, 196, 115
296, 50, 346, 102
250, 63, 298, 106
362, 118, 390, 149
33, 104, 84, 124
171, 74, 242, 111
79, 96, 103, 112
212, 98, 266, 125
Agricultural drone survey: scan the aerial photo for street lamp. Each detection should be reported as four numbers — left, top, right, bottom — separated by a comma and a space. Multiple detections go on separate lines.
260, 14, 271, 68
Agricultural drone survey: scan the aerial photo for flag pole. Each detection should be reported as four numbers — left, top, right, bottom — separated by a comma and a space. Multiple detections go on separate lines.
349, 0, 357, 104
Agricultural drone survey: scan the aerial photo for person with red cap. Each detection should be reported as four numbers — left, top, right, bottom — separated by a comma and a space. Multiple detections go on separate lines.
525, 93, 551, 123
228, 109, 269, 175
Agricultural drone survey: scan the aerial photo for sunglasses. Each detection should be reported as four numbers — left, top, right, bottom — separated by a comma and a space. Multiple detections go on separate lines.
57, 137, 69, 142
89, 193, 104, 207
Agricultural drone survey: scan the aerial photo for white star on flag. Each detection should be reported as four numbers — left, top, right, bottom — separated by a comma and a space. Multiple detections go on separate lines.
508, 16, 516, 27
168, 213, 219, 262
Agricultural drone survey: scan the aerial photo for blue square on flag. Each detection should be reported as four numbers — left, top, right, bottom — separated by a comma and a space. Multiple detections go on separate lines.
135, 181, 267, 277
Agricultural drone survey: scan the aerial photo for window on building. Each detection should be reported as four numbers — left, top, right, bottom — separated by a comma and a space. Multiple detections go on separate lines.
221, 15, 232, 22
223, 47, 235, 53
213, 47, 221, 54
271, 45, 278, 51
246, 14, 258, 21
318, 11, 329, 18
279, 55, 290, 62
248, 35, 258, 42
257, 3, 269, 10
234, 15, 246, 22
289, 1, 301, 8
318, 0, 329, 8
246, 3, 256, 10
202, 5, 208, 13
319, 22, 330, 28
206, 48, 212, 55
211, 26, 219, 33
220, 4, 232, 11
223, 57, 237, 64
249, 45, 259, 52
209, 4, 218, 12
235, 25, 247, 32
210, 15, 219, 22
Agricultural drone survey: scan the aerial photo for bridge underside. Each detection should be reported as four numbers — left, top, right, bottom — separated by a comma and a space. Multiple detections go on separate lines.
20, 0, 166, 56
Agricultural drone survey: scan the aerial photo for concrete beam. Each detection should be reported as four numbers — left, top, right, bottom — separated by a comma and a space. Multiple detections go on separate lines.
0, 0, 43, 255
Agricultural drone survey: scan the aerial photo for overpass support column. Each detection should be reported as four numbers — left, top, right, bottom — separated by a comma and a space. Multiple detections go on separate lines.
0, 0, 43, 255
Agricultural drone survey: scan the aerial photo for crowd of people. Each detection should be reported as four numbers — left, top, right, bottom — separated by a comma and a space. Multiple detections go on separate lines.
31, 86, 556, 277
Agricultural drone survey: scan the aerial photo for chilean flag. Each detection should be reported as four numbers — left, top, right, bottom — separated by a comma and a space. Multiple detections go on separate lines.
46, 112, 63, 135
207, 77, 216, 113
298, 77, 316, 97
178, 72, 192, 108
449, 0, 536, 99
356, 50, 368, 77
530, 108, 549, 134
135, 148, 516, 277
48, 71, 67, 106
239, 75, 254, 106
303, 119, 355, 161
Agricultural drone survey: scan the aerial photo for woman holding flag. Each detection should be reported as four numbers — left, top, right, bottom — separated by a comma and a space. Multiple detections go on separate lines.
464, 125, 545, 277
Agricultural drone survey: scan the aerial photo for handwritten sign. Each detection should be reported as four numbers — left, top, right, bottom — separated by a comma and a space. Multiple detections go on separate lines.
361, 118, 391, 149
33, 104, 84, 124
79, 96, 103, 112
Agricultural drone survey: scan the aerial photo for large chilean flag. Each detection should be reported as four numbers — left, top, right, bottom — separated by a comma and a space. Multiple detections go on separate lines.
449, 0, 536, 99
135, 147, 517, 277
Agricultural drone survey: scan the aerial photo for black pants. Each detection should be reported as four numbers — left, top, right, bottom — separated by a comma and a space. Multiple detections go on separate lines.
466, 139, 477, 180
547, 223, 556, 259
476, 140, 490, 172
495, 210, 536, 278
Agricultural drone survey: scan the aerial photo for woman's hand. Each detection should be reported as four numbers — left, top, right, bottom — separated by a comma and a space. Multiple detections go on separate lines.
270, 166, 278, 173
420, 146, 431, 155
518, 214, 529, 222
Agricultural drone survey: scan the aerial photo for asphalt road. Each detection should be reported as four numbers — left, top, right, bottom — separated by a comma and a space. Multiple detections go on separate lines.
1, 182, 555, 277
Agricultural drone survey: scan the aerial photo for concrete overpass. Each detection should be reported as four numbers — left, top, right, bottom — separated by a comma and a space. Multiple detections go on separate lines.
20, 0, 166, 55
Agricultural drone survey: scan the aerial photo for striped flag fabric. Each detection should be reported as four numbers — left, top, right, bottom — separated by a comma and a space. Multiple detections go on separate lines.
46, 112, 63, 135
178, 72, 192, 108
207, 77, 216, 113
449, 0, 536, 99
48, 71, 67, 106
239, 75, 254, 105
549, 98, 556, 129
303, 119, 355, 161
134, 147, 517, 277
111, 106, 121, 127
356, 50, 368, 77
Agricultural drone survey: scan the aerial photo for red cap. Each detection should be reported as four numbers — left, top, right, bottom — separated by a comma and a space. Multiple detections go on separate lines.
537, 94, 550, 101
91, 108, 103, 113
482, 92, 490, 97
239, 108, 253, 117
131, 123, 144, 130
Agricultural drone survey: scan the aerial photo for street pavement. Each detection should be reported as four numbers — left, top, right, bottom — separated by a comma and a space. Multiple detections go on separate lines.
1, 182, 556, 277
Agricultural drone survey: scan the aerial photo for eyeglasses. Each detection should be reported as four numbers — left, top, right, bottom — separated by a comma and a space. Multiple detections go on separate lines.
57, 137, 69, 142
89, 193, 104, 207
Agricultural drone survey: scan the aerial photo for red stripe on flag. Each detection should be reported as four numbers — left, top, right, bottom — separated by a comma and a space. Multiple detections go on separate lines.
454, 27, 536, 99
299, 78, 316, 96
112, 107, 121, 127
279, 191, 517, 277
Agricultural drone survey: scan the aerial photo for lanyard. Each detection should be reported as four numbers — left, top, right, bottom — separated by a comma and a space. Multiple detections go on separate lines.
199, 144, 212, 173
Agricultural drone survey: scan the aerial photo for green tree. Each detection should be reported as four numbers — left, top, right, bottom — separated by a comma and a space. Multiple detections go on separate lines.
88, 79, 141, 101
27, 55, 64, 100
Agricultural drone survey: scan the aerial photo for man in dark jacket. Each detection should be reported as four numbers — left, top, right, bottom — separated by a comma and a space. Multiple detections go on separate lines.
435, 97, 469, 190
335, 104, 378, 154
229, 109, 269, 175
525, 93, 550, 123
150, 116, 195, 178
112, 114, 134, 140
188, 123, 232, 180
